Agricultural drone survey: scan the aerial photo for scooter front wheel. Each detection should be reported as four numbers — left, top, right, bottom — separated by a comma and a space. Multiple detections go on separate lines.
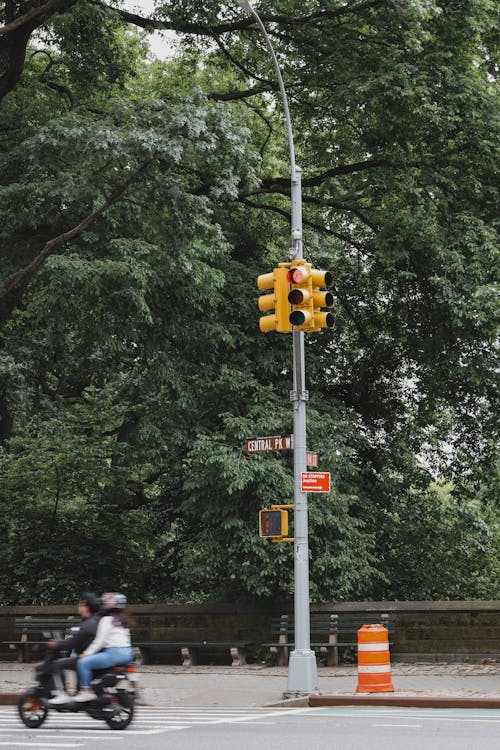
17, 688, 48, 728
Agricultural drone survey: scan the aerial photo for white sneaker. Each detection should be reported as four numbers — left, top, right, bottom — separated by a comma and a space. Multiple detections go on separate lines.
73, 691, 97, 702
48, 692, 71, 705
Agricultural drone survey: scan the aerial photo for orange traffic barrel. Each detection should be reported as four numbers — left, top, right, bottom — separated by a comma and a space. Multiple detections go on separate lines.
356, 623, 394, 693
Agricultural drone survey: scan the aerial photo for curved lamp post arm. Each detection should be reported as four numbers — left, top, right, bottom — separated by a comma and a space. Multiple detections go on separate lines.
235, 0, 296, 176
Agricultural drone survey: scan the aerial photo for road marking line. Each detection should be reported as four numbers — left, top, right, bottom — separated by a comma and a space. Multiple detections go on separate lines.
42, 736, 121, 741
308, 709, 500, 724
373, 723, 423, 728
0, 744, 83, 748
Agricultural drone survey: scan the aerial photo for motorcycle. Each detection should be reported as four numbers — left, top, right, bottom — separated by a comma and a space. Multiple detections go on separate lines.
17, 646, 137, 730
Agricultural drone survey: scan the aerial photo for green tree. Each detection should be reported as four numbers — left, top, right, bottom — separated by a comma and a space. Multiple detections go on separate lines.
0, 0, 497, 603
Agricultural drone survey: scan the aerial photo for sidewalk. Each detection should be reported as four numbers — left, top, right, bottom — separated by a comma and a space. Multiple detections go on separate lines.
1, 661, 499, 708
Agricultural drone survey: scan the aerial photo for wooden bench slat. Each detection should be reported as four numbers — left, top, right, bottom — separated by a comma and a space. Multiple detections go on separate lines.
3, 616, 81, 663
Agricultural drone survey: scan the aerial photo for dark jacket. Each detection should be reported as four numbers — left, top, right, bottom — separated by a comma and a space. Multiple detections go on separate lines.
55, 614, 99, 654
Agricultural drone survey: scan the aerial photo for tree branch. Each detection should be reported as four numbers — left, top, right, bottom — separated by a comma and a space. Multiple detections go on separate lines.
260, 158, 417, 191
0, 0, 385, 101
238, 197, 368, 251
239, 99, 274, 158
244, 185, 378, 232
92, 0, 386, 37
32, 50, 80, 109
208, 84, 269, 102
331, 284, 371, 344
300, 194, 378, 232
0, 0, 75, 35
0, 165, 150, 300
211, 33, 271, 86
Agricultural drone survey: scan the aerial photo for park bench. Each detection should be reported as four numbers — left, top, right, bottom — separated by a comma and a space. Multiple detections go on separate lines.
134, 640, 255, 667
265, 612, 396, 666
3, 616, 80, 663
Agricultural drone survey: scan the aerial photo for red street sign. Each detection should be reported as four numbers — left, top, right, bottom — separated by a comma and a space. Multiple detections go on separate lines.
301, 471, 331, 493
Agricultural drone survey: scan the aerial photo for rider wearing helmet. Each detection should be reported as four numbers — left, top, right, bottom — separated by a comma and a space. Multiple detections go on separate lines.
73, 592, 133, 702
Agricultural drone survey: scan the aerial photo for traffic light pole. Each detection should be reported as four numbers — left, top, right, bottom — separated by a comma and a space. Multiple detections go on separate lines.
236, 0, 318, 694
289, 170, 318, 693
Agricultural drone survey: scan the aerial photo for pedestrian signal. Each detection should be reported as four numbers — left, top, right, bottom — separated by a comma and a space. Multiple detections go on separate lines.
259, 509, 289, 538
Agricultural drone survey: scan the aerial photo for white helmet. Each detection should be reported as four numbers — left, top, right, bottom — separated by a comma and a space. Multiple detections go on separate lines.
100, 592, 127, 610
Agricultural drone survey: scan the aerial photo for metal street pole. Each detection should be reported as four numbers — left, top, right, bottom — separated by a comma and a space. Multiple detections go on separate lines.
235, 0, 317, 693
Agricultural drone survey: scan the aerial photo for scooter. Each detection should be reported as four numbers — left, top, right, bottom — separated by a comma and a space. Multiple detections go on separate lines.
17, 647, 137, 730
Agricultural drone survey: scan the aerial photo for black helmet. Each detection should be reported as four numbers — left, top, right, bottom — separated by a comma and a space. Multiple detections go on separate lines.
81, 592, 100, 614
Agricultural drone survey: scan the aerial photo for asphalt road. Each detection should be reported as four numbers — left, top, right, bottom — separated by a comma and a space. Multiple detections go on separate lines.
2, 705, 500, 749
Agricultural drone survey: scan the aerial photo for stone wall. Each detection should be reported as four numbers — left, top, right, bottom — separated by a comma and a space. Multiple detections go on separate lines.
1, 601, 499, 662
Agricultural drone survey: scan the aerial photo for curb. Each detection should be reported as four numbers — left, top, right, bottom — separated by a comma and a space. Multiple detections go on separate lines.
266, 697, 310, 708
308, 694, 500, 709
2, 690, 500, 710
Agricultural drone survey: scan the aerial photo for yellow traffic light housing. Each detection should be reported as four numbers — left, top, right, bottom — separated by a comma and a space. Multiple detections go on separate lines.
311, 269, 334, 330
288, 262, 334, 332
259, 508, 289, 538
287, 260, 314, 331
257, 261, 334, 333
257, 265, 291, 333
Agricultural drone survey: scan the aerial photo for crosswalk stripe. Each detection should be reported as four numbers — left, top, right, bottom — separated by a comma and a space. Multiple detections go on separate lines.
0, 705, 301, 737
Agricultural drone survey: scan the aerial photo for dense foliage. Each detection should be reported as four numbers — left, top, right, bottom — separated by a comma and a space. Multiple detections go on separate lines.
0, 0, 498, 604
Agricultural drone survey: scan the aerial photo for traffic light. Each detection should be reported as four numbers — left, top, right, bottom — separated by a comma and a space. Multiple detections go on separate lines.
259, 509, 289, 538
287, 260, 314, 331
257, 265, 291, 333
311, 268, 334, 330
287, 261, 334, 332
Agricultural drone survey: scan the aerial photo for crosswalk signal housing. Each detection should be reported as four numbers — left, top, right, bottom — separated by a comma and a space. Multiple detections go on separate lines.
259, 509, 289, 538
257, 266, 291, 333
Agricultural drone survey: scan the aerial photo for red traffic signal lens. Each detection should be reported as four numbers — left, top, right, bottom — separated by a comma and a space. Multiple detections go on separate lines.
288, 267, 306, 284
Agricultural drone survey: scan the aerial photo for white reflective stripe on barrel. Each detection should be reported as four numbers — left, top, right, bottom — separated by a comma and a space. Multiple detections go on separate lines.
358, 643, 389, 652
357, 665, 392, 674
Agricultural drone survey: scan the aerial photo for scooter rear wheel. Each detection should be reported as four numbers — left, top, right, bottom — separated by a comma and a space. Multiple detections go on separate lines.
104, 691, 135, 730
17, 688, 48, 728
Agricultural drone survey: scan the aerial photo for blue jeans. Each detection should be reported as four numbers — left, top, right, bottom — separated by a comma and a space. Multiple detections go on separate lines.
77, 647, 133, 689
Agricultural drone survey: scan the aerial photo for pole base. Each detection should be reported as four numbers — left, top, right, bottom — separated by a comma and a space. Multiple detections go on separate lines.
287, 649, 318, 692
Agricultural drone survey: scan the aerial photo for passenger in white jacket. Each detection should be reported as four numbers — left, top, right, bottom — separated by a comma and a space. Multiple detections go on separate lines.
73, 592, 133, 702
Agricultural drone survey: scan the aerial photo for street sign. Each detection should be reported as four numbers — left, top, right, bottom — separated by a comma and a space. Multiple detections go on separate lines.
246, 435, 293, 452
301, 471, 331, 493
246, 437, 319, 467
